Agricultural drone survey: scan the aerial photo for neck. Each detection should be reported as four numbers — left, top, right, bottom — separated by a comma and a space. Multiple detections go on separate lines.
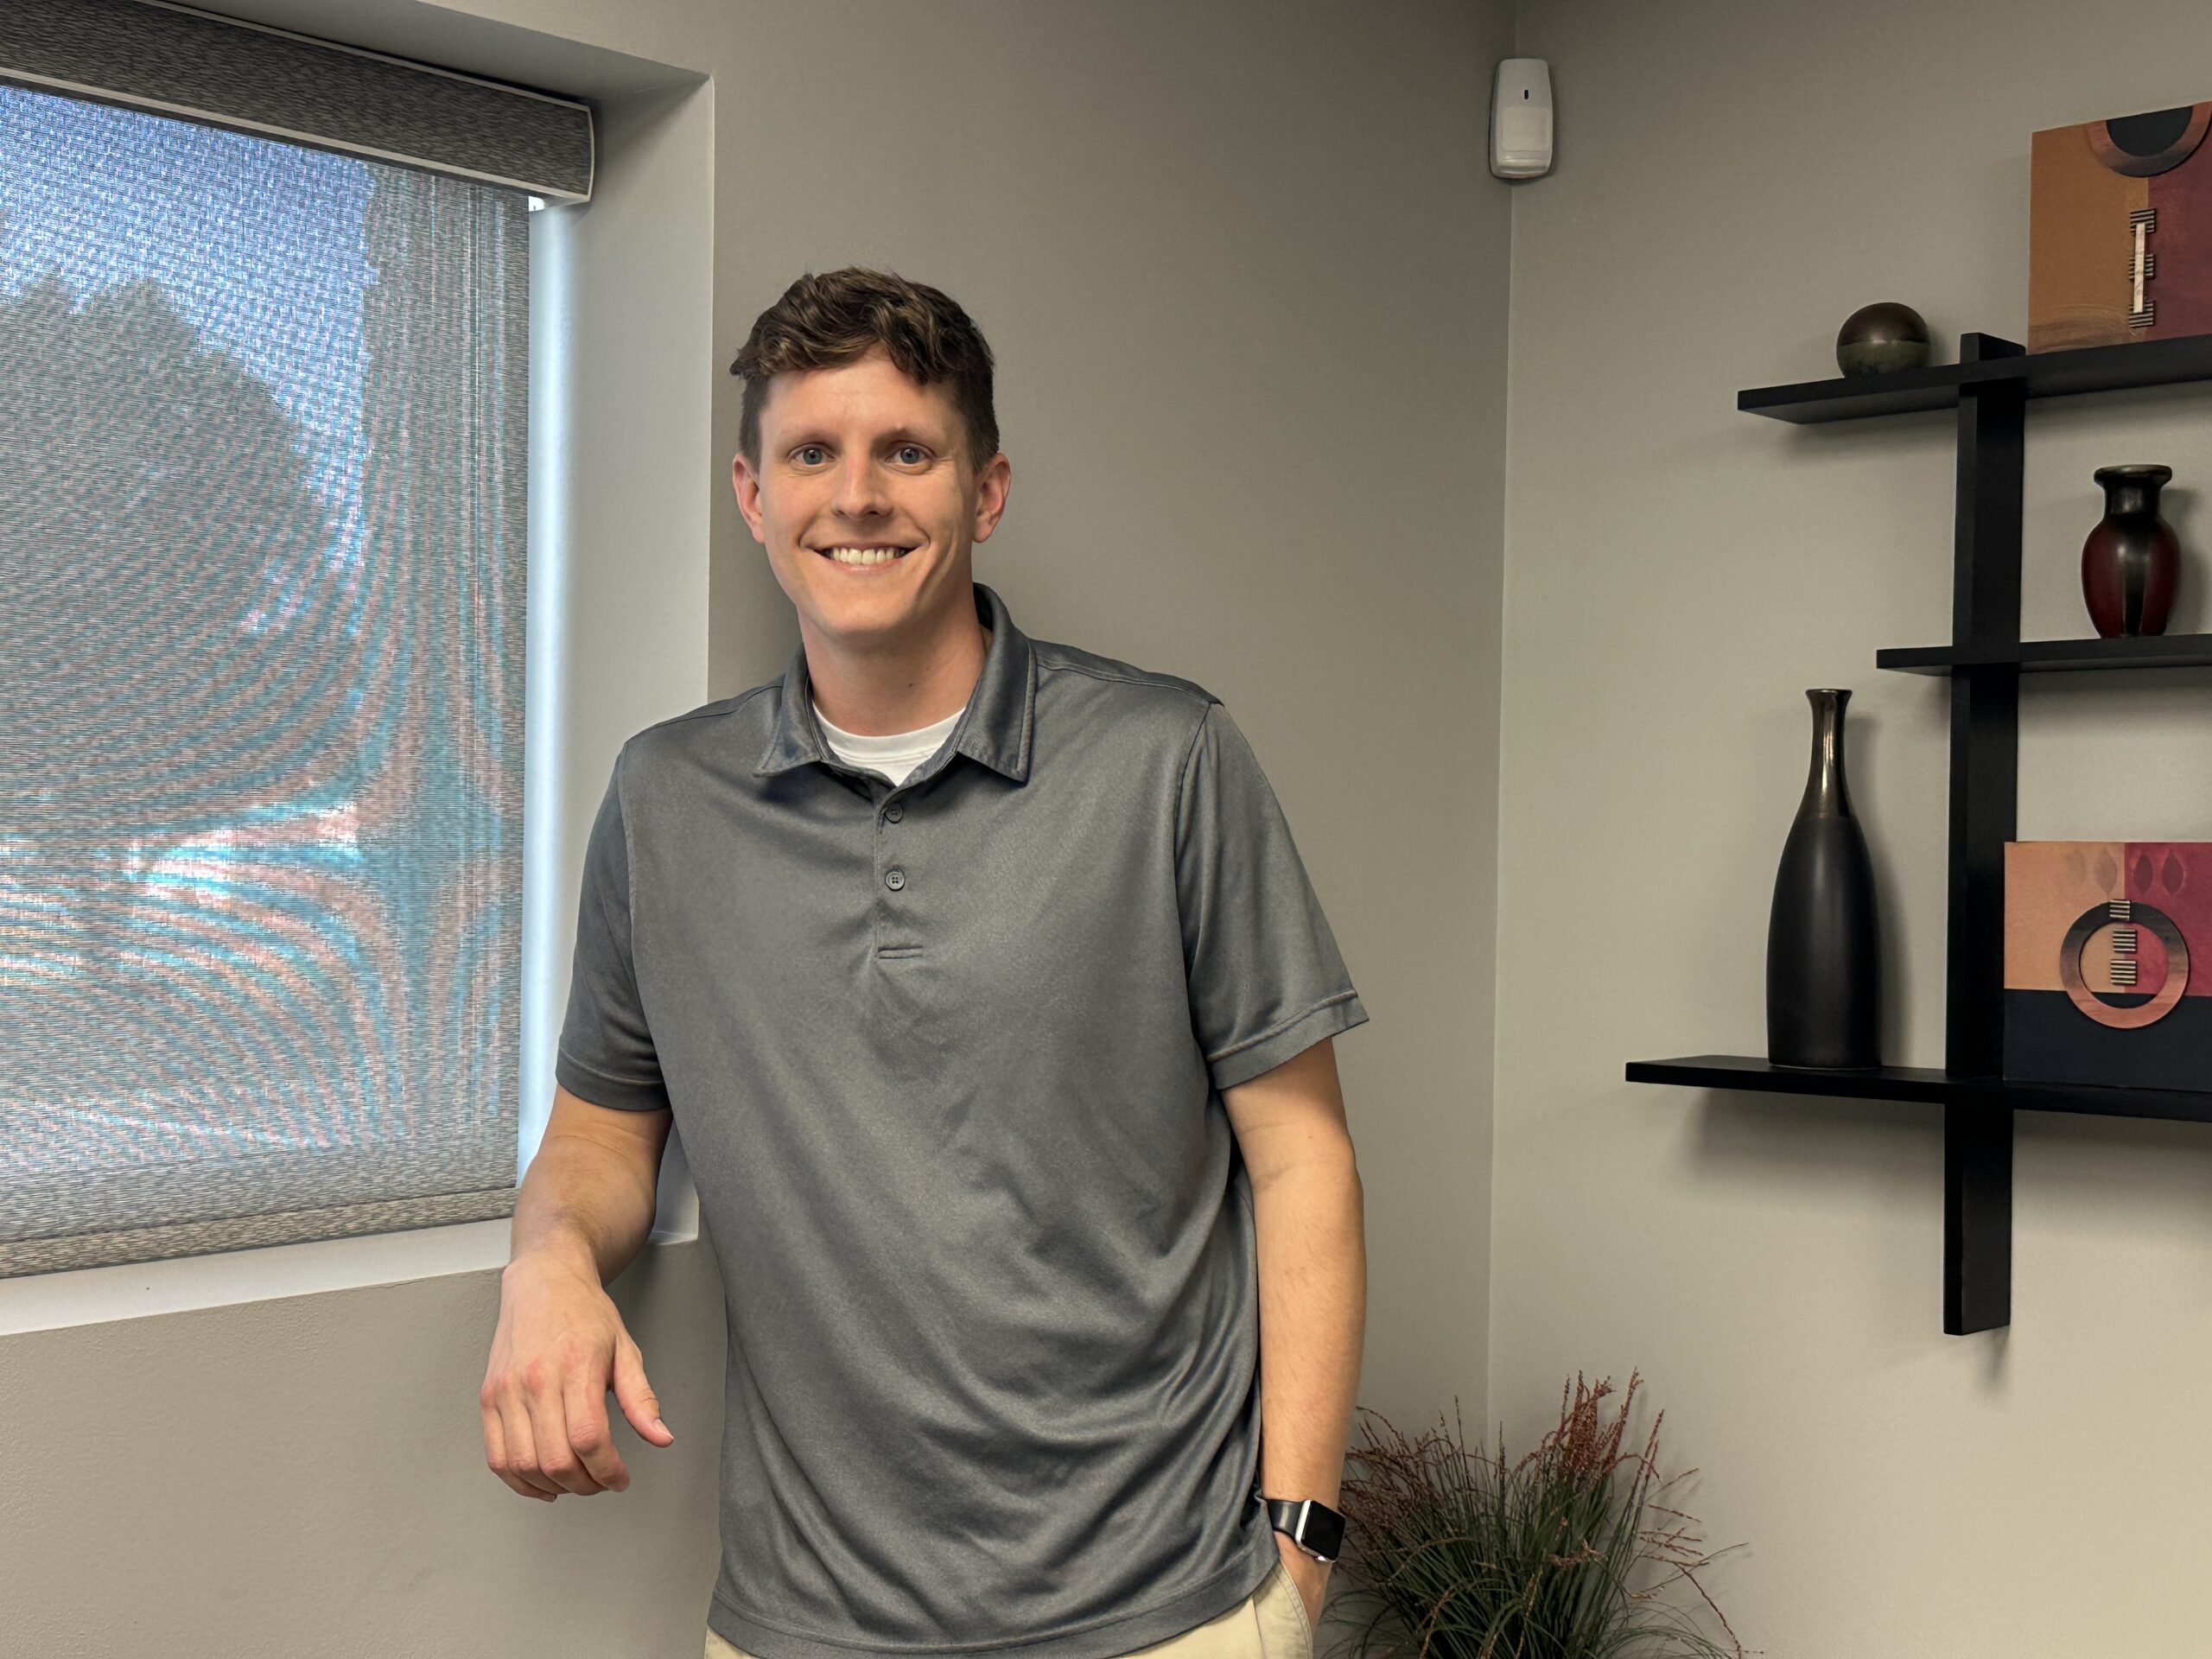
804, 593, 992, 737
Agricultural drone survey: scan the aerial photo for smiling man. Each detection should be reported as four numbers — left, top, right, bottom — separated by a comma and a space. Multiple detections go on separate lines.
480, 269, 1370, 1659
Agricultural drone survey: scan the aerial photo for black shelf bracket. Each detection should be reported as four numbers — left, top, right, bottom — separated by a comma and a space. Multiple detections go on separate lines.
1943, 334, 2024, 1334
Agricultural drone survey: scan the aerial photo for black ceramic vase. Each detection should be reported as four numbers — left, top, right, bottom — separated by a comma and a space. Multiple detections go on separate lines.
1766, 688, 1881, 1070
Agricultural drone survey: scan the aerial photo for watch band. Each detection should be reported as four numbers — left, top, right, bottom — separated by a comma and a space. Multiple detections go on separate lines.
1253, 1484, 1345, 1563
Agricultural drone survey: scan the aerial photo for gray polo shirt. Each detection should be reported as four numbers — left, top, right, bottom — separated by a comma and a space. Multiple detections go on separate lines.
556, 580, 1369, 1659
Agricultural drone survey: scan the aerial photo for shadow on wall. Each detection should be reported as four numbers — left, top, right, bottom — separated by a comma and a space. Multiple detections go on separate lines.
1688, 1092, 2212, 1377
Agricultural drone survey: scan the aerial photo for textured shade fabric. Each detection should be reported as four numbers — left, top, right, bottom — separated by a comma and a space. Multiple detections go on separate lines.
0, 83, 528, 1277
0, 0, 593, 202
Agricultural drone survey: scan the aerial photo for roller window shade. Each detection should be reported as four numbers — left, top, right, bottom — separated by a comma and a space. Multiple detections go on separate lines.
0, 0, 593, 202
0, 72, 530, 1276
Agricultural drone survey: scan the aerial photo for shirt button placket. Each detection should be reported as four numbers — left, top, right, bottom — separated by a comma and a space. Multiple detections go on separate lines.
881, 798, 906, 892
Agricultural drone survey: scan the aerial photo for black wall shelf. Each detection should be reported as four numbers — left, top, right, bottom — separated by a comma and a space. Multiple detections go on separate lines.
1739, 330, 2212, 423
1627, 1056, 2212, 1127
1876, 634, 2212, 674
1632, 329, 2212, 1336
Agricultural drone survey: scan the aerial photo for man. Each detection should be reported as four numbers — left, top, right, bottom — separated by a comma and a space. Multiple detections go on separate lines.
480, 269, 1370, 1659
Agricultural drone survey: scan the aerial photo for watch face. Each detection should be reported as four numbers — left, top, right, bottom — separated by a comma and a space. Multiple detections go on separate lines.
1300, 1502, 1345, 1559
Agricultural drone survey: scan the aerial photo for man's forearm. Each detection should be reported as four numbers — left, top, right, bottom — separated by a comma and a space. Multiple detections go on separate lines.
509, 1129, 660, 1286
1251, 1147, 1366, 1512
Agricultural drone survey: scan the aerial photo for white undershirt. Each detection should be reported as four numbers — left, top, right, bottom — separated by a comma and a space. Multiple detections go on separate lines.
812, 701, 963, 788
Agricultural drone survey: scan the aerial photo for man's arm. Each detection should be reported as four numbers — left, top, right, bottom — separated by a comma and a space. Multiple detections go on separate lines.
511, 1081, 671, 1281
1224, 1035, 1366, 1628
480, 1083, 677, 1502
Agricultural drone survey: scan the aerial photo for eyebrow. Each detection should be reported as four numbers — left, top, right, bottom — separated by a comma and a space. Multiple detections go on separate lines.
779, 425, 947, 450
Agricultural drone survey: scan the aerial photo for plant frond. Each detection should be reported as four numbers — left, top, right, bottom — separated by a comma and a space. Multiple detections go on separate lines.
1336, 1373, 1747, 1659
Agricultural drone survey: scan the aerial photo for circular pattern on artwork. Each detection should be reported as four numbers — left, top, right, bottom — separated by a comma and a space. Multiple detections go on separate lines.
2057, 900, 2190, 1028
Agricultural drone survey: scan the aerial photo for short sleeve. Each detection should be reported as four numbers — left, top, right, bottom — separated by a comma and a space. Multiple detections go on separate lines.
1174, 701, 1370, 1092
555, 747, 671, 1113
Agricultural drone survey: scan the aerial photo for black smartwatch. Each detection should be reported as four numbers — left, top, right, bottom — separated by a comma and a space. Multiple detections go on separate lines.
1254, 1483, 1346, 1563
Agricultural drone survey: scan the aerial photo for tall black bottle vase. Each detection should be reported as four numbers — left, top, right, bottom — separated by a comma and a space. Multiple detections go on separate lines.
1766, 688, 1882, 1070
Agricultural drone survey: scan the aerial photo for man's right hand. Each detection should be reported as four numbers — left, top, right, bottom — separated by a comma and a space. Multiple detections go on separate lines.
480, 1250, 675, 1501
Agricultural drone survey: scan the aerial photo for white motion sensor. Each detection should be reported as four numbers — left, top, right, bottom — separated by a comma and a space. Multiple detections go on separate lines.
1491, 58, 1554, 179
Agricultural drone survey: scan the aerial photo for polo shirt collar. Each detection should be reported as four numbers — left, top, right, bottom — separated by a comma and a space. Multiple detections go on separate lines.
753, 580, 1036, 784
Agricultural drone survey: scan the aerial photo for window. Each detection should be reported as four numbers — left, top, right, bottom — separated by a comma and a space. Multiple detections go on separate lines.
0, 0, 593, 1277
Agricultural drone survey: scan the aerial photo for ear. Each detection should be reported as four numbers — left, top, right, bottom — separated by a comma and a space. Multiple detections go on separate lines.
970, 450, 1013, 544
731, 450, 766, 545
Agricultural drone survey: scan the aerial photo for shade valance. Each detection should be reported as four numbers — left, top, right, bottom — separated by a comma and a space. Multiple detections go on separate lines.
0, 0, 593, 201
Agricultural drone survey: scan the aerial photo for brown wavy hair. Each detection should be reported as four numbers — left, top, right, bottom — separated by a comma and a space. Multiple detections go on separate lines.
730, 268, 999, 474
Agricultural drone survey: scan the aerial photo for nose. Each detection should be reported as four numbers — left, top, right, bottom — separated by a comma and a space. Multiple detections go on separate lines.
831, 451, 892, 520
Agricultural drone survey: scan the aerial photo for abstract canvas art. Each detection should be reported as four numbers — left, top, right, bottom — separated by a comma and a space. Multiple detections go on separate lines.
2005, 842, 2212, 1091
2031, 103, 2212, 353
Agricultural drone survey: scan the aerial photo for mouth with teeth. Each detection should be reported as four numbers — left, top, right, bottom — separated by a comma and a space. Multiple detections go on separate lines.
817, 544, 914, 567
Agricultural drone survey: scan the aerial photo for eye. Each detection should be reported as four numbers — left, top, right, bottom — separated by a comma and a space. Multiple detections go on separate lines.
892, 443, 927, 466
793, 444, 828, 467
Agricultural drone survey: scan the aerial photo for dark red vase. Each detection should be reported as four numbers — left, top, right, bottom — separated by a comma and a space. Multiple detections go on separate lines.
2082, 464, 2179, 638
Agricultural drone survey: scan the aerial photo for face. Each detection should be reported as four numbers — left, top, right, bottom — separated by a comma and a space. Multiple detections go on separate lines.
732, 347, 1011, 654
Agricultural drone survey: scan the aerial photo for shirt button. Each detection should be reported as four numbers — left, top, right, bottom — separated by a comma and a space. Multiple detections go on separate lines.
885, 804, 904, 823
886, 868, 906, 891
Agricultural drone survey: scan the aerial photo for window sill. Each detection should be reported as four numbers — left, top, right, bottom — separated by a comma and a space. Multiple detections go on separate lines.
0, 1195, 698, 1338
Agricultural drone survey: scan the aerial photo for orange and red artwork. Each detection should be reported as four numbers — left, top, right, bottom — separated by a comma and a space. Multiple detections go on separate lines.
2030, 104, 2212, 352
2005, 841, 2212, 1091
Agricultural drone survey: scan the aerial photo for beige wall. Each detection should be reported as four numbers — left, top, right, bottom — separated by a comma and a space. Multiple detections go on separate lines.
1497, 2, 2212, 1653
0, 2, 1513, 1652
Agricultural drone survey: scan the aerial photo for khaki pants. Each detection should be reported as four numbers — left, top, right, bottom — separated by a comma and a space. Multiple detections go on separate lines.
707, 1559, 1316, 1659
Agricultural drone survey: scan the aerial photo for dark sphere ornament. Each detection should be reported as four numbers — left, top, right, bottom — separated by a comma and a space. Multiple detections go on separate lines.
1835, 302, 1931, 378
